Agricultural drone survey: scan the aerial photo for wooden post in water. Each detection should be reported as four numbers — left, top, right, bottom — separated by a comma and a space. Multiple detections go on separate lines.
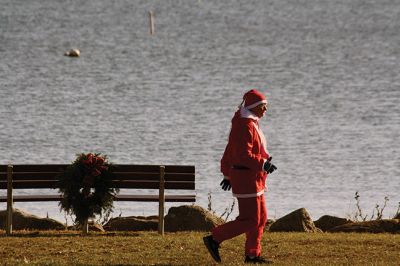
6, 165, 13, 236
148, 10, 155, 35
158, 166, 165, 235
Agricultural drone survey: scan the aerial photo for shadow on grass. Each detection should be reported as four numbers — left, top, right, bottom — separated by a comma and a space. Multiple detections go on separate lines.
0, 230, 141, 238
88, 264, 176, 266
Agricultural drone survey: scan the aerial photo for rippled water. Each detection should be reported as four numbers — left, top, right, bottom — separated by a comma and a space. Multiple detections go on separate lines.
1, 0, 399, 223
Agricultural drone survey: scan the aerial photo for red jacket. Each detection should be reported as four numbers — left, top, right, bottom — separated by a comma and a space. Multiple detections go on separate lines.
221, 107, 270, 196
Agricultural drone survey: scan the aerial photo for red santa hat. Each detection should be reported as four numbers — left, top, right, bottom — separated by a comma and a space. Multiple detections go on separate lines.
242, 89, 267, 109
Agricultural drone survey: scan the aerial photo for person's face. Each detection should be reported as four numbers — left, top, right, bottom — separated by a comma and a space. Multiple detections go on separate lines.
250, 103, 268, 118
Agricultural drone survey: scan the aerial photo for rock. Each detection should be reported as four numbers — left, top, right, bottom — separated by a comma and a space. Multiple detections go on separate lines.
64, 49, 80, 57
89, 222, 105, 232
68, 221, 105, 232
269, 208, 321, 232
165, 205, 224, 232
0, 208, 65, 230
104, 216, 158, 231
329, 219, 400, 233
314, 215, 352, 232
264, 219, 275, 231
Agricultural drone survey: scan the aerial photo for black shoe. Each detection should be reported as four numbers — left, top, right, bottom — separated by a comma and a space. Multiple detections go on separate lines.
245, 255, 273, 264
203, 235, 221, 262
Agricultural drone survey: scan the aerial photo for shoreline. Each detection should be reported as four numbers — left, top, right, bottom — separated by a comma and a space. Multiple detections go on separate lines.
1, 205, 399, 234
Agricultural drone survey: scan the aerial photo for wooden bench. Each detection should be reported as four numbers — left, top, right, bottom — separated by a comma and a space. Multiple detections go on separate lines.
0, 164, 195, 235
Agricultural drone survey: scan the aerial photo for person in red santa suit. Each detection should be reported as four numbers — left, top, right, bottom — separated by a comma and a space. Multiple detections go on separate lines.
203, 89, 277, 264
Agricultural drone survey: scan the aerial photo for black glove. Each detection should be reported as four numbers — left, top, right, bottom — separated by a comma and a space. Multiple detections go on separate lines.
263, 157, 277, 174
220, 179, 231, 191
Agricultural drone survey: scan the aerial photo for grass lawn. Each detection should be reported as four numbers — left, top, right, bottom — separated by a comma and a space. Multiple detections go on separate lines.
0, 230, 399, 265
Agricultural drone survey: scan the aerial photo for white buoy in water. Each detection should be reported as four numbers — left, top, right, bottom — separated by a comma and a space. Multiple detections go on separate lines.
64, 49, 80, 57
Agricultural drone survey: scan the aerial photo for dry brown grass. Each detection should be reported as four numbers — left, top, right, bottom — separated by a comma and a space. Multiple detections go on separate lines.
0, 230, 399, 265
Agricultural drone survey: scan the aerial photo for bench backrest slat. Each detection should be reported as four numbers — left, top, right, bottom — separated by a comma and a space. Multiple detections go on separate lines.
0, 164, 195, 173
0, 180, 195, 190
114, 165, 194, 173
0, 172, 194, 181
0, 165, 67, 172
0, 164, 195, 190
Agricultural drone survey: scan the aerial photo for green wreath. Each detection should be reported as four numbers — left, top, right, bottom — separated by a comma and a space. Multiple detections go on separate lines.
58, 153, 119, 224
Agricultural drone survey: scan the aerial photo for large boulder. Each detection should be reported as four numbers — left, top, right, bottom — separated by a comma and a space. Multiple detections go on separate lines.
269, 208, 321, 232
104, 216, 158, 231
314, 215, 352, 232
0, 208, 64, 230
165, 205, 224, 232
329, 219, 400, 233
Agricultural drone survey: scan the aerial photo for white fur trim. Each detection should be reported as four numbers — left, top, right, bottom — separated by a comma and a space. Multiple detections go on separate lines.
245, 99, 267, 110
233, 190, 265, 198
262, 158, 267, 171
240, 106, 259, 120
253, 121, 268, 154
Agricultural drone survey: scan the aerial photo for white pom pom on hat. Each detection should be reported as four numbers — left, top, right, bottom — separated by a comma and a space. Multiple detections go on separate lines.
242, 89, 267, 109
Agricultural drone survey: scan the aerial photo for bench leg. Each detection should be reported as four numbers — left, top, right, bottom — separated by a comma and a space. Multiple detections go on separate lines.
82, 219, 89, 234
6, 165, 13, 236
158, 166, 165, 235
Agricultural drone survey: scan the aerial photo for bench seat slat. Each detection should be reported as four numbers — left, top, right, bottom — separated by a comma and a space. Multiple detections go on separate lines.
114, 173, 195, 181
115, 194, 196, 202
0, 164, 195, 174
0, 194, 196, 202
0, 180, 195, 190
115, 180, 195, 190
0, 172, 195, 182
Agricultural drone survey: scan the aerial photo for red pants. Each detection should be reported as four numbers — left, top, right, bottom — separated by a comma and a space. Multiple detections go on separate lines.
212, 194, 267, 256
